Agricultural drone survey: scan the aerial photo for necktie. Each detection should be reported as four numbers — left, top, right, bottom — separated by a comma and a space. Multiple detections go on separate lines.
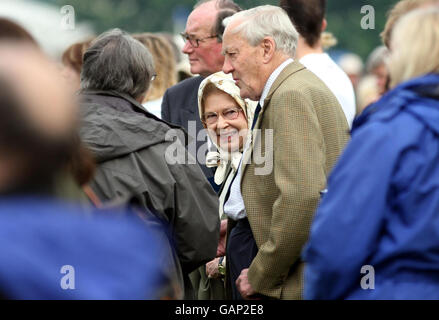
251, 103, 262, 130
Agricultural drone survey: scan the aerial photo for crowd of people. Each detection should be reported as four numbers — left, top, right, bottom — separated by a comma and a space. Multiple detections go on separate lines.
0, 0, 439, 300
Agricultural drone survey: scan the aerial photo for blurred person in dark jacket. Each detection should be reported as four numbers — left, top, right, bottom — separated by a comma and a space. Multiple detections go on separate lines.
78, 29, 220, 299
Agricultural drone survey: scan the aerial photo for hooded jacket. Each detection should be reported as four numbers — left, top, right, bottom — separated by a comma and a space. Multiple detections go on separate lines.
79, 90, 220, 296
304, 73, 439, 299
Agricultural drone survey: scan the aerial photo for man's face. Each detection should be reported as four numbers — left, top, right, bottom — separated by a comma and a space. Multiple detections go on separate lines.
182, 3, 225, 77
222, 25, 265, 101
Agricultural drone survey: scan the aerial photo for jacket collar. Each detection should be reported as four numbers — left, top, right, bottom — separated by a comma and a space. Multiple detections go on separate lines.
263, 60, 306, 106
80, 89, 147, 115
251, 60, 306, 138
353, 73, 439, 134
240, 60, 306, 180
80, 89, 186, 132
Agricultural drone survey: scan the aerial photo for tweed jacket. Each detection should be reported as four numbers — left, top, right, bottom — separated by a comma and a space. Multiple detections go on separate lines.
241, 61, 350, 299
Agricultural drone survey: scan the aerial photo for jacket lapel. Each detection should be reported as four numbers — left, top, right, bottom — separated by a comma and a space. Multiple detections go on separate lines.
265, 60, 306, 102
240, 60, 306, 180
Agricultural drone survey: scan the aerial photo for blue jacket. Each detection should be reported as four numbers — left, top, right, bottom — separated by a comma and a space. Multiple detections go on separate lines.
303, 74, 439, 300
0, 197, 170, 299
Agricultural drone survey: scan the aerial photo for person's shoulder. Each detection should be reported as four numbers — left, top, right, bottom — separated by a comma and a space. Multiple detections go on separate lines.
278, 61, 326, 89
166, 76, 204, 95
353, 106, 422, 151
275, 66, 335, 101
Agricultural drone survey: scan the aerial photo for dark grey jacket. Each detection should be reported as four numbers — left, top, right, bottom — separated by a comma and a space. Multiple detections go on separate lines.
79, 90, 220, 294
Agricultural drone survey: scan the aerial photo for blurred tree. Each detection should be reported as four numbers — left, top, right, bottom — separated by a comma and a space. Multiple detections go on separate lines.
42, 0, 398, 59
326, 0, 396, 60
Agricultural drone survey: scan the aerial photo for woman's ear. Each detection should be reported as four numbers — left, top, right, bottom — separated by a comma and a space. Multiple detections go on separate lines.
261, 37, 276, 64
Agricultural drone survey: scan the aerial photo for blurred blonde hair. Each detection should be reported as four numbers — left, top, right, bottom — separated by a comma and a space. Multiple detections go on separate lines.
321, 32, 337, 50
356, 75, 380, 114
389, 7, 439, 87
381, 0, 439, 48
133, 33, 177, 102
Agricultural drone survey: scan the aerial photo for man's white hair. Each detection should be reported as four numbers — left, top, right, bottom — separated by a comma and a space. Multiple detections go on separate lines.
223, 5, 298, 57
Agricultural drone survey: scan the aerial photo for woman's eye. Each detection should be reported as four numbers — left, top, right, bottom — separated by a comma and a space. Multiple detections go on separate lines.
206, 114, 217, 120
224, 110, 238, 118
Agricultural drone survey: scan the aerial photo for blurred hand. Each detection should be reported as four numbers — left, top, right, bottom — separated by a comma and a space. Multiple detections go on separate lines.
216, 219, 227, 257
206, 257, 221, 279
236, 268, 260, 300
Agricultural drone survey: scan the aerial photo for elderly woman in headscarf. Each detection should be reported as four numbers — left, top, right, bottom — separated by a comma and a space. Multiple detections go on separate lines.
193, 71, 257, 300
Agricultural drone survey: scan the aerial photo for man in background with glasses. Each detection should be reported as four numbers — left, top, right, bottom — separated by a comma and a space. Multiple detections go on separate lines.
161, 0, 241, 187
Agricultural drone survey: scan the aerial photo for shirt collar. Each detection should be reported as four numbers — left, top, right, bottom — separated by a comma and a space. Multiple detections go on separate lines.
259, 58, 294, 107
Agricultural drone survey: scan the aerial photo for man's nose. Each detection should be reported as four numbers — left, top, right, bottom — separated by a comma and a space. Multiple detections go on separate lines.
222, 58, 234, 74
182, 40, 193, 54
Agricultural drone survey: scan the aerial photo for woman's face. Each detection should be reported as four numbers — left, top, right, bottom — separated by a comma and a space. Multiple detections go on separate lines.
203, 89, 248, 152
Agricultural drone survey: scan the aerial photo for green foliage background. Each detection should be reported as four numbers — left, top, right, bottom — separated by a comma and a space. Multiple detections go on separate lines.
44, 0, 398, 59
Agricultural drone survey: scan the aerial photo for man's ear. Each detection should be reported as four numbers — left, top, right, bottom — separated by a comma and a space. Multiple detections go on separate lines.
321, 19, 327, 32
261, 37, 276, 64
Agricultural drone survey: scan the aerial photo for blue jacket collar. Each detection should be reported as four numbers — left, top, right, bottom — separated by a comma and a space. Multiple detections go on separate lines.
353, 73, 439, 133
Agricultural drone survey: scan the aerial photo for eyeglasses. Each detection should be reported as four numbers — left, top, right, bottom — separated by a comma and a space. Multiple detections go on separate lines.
202, 107, 243, 126
180, 32, 218, 48
151, 74, 157, 81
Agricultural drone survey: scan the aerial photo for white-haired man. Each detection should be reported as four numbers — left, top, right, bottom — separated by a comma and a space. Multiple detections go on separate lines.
221, 5, 349, 299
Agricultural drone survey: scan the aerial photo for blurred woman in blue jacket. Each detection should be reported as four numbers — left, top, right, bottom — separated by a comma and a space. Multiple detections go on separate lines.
303, 7, 439, 300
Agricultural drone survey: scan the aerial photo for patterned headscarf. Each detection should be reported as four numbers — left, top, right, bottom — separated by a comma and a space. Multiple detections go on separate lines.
198, 71, 257, 185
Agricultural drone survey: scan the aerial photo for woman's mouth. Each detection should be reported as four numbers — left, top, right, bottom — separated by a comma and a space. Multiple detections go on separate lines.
218, 130, 238, 146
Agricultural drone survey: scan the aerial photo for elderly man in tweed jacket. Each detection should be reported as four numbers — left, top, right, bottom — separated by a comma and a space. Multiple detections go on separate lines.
221, 5, 349, 299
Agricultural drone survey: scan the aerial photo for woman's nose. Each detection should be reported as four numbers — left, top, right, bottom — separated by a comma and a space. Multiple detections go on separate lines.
215, 115, 230, 132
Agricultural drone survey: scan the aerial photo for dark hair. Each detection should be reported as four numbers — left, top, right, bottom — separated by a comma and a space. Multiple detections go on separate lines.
0, 18, 38, 45
279, 0, 326, 47
215, 9, 241, 41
